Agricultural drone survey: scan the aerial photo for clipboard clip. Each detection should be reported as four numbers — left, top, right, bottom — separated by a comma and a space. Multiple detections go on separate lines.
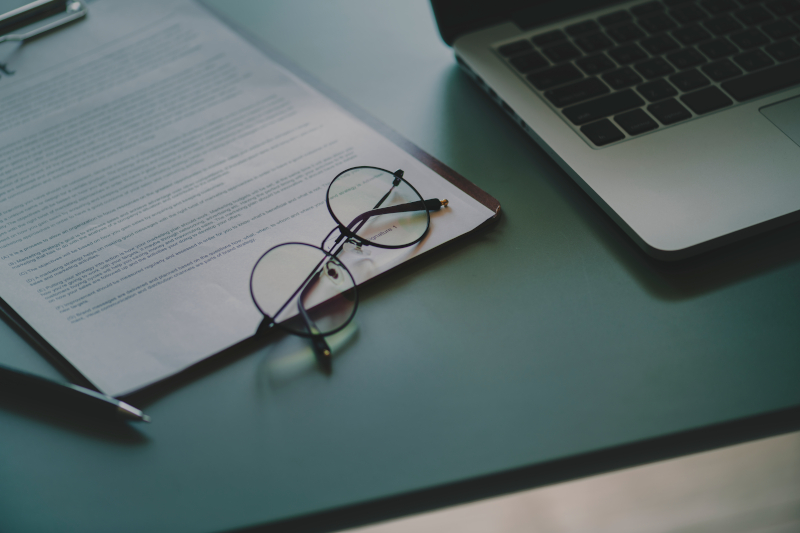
0, 0, 87, 45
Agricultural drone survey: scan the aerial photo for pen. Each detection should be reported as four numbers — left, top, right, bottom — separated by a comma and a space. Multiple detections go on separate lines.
0, 363, 150, 423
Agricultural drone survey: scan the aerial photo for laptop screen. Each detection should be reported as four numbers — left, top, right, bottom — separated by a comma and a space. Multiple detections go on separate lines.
431, 0, 622, 45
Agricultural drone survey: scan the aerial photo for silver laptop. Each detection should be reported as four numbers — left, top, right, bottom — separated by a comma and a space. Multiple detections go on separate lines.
431, 0, 800, 259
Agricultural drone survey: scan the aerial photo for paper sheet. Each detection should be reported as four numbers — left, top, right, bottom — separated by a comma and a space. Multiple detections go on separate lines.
0, 0, 495, 395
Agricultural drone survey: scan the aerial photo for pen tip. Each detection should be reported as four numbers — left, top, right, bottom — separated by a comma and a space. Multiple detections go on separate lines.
117, 401, 150, 422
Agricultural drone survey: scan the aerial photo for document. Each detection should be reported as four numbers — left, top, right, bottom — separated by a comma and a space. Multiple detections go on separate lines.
0, 0, 497, 395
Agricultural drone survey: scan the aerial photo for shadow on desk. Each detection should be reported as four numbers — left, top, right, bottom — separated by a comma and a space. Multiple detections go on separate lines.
439, 67, 800, 302
617, 219, 800, 301
0, 388, 149, 445
224, 403, 800, 533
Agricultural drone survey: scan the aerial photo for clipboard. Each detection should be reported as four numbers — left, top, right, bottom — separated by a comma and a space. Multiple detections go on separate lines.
0, 0, 501, 397
201, 0, 501, 212
0, 0, 92, 386
199, 1, 502, 277
0, 0, 87, 45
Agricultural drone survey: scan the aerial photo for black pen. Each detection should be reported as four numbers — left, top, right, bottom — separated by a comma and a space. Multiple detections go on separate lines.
0, 364, 150, 423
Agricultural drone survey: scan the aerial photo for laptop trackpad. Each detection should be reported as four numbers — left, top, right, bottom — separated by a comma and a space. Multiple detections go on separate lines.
761, 96, 800, 148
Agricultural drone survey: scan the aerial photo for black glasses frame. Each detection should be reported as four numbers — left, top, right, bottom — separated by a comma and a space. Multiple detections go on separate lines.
325, 166, 433, 250
249, 241, 359, 339
250, 166, 446, 373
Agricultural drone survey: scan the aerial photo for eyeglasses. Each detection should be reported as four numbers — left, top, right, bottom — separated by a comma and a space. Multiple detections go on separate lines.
249, 166, 448, 373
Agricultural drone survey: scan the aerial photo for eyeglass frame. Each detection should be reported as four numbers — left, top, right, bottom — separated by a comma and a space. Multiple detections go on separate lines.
249, 166, 447, 373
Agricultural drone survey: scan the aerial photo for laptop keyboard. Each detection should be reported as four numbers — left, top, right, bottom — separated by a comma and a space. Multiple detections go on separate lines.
495, 0, 800, 147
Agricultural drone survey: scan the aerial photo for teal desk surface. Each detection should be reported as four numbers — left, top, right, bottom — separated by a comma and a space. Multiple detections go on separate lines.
1, 1, 799, 532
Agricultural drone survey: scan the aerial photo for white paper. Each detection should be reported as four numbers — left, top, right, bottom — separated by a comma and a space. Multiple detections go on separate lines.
0, 0, 496, 395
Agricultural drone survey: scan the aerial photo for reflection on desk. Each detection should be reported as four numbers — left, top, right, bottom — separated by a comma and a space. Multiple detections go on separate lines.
343, 431, 800, 533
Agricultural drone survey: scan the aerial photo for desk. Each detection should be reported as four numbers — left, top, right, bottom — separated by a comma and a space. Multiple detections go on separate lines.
1, 1, 799, 532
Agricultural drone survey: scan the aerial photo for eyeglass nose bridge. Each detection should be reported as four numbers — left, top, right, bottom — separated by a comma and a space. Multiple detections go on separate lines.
342, 238, 371, 256
392, 169, 403, 186
320, 224, 369, 255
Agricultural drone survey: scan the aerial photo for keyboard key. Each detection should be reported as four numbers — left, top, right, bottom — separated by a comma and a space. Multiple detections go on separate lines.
733, 6, 773, 25
730, 28, 769, 48
670, 68, 712, 90
615, 108, 660, 134
680, 86, 733, 113
607, 22, 647, 42
576, 53, 617, 74
498, 40, 533, 56
574, 32, 615, 52
673, 24, 713, 44
532, 30, 567, 46
602, 66, 645, 88
701, 58, 743, 79
599, 10, 632, 26
608, 44, 649, 63
527, 64, 583, 89
542, 42, 583, 62
733, 49, 775, 70
699, 37, 738, 58
700, 0, 738, 14
640, 12, 679, 33
632, 1, 665, 16
704, 15, 743, 34
563, 88, 645, 124
764, 0, 800, 16
566, 20, 600, 36
648, 98, 693, 123
638, 78, 680, 100
671, 4, 709, 23
545, 77, 610, 106
721, 57, 800, 99
761, 20, 800, 40
667, 47, 707, 68
581, 119, 626, 145
510, 51, 550, 73
765, 39, 800, 60
635, 57, 677, 78
641, 34, 681, 53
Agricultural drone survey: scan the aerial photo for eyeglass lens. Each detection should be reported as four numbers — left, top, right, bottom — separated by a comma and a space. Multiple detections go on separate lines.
250, 242, 357, 336
327, 167, 430, 248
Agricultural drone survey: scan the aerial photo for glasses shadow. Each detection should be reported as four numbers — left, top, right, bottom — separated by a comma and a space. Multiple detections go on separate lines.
122, 320, 360, 408
254, 322, 360, 393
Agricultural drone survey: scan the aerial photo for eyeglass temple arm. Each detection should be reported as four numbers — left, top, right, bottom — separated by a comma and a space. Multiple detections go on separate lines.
326, 176, 404, 253
305, 195, 447, 368
262, 259, 335, 375
279, 195, 447, 335
330, 198, 447, 256
297, 272, 333, 375
348, 198, 447, 228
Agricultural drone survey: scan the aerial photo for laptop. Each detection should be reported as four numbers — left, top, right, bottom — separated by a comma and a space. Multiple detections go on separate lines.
431, 0, 800, 259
